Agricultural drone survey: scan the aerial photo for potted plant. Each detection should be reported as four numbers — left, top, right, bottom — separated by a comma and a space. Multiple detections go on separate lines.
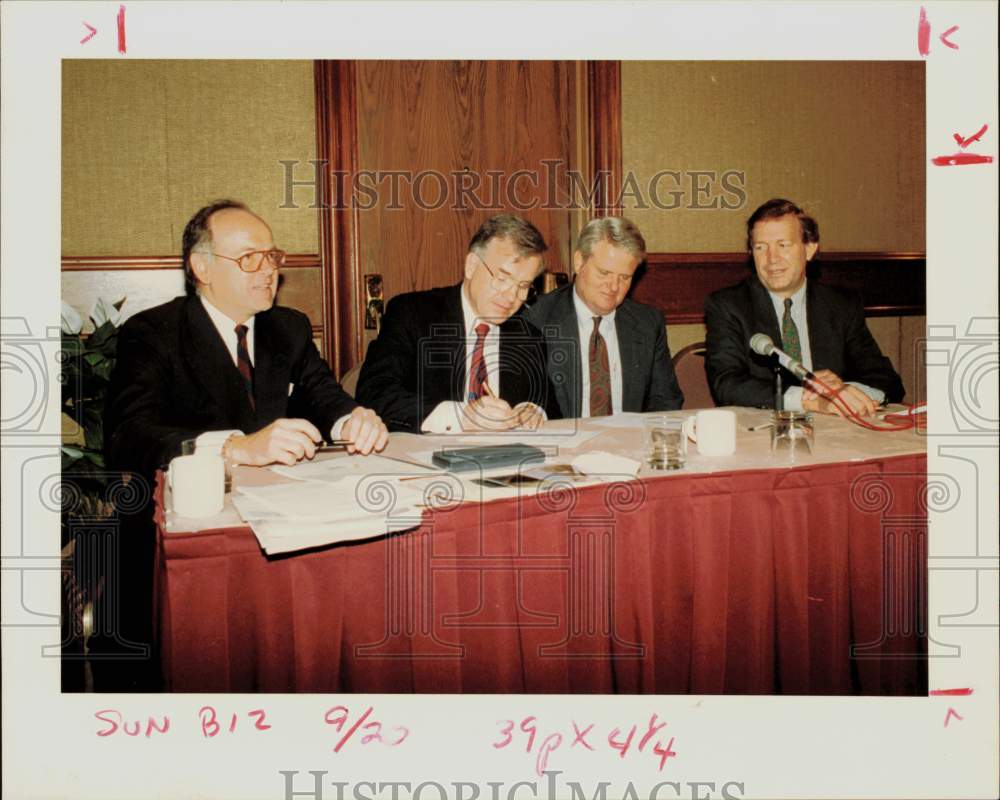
60, 297, 124, 520
59, 297, 124, 690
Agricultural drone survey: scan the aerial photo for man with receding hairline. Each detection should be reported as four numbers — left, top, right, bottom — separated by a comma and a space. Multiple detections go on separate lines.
106, 199, 388, 479
356, 213, 559, 433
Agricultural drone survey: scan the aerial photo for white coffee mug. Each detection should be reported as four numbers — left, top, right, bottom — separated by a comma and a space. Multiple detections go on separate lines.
684, 409, 738, 456
168, 453, 224, 517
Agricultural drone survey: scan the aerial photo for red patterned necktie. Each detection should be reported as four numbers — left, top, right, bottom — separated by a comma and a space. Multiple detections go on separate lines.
235, 324, 255, 409
589, 316, 611, 417
467, 323, 490, 401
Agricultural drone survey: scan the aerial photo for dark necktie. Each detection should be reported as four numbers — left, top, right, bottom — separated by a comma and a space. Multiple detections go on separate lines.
467, 323, 490, 401
235, 324, 255, 409
589, 316, 611, 417
781, 298, 802, 365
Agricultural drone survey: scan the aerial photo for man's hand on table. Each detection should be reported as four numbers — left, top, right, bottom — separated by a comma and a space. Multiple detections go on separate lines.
803, 369, 878, 418
225, 408, 388, 465
459, 397, 545, 431
226, 418, 323, 466
512, 401, 545, 431
340, 406, 389, 454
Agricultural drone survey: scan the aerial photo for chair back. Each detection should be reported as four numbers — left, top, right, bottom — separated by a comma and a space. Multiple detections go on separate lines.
339, 364, 362, 398
671, 342, 715, 410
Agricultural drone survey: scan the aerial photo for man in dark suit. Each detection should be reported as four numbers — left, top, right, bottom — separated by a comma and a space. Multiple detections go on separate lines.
704, 198, 904, 414
523, 216, 683, 417
106, 200, 389, 477
100, 200, 388, 690
356, 214, 558, 433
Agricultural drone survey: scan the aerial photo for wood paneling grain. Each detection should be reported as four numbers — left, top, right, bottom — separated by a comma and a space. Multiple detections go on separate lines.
588, 61, 622, 216
315, 61, 362, 377
352, 61, 579, 325
632, 252, 926, 324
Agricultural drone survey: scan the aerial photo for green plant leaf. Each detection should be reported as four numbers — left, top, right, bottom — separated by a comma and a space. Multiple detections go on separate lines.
94, 359, 115, 382
61, 336, 84, 356
89, 321, 116, 349
83, 420, 103, 451
61, 446, 84, 471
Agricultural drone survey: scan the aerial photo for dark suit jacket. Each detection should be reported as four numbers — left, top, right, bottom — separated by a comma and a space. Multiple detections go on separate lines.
355, 283, 560, 432
105, 295, 357, 477
523, 284, 684, 416
704, 276, 905, 408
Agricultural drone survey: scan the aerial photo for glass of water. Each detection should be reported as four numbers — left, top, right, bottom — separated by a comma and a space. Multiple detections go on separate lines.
644, 416, 687, 470
771, 410, 815, 461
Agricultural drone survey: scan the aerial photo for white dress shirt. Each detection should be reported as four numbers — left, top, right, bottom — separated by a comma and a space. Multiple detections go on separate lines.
194, 295, 350, 454
572, 286, 624, 417
420, 284, 503, 433
768, 280, 885, 411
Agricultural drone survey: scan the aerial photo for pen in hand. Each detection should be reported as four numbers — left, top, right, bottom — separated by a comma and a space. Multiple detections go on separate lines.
315, 440, 351, 453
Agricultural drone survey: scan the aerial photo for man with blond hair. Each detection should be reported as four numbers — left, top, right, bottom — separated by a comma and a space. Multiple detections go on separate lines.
524, 216, 683, 417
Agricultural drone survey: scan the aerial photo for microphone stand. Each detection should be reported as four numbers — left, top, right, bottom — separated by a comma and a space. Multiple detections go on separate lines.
771, 355, 784, 411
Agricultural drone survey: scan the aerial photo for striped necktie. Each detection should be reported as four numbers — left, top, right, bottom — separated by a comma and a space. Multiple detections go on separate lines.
235, 324, 255, 409
589, 316, 612, 417
467, 323, 490, 401
781, 298, 802, 365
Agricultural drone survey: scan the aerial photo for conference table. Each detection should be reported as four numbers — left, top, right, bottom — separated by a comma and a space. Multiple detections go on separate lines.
155, 407, 928, 695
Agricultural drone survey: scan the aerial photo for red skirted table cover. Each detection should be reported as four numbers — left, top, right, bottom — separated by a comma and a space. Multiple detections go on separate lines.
156, 453, 927, 694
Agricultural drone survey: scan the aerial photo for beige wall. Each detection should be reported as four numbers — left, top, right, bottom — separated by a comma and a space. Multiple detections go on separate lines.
622, 62, 925, 253
62, 60, 318, 256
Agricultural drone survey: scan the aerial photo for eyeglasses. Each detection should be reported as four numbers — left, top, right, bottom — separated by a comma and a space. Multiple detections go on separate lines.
211, 248, 287, 273
475, 253, 537, 302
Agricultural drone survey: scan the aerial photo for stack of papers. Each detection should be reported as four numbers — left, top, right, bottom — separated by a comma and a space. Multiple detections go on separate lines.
232, 457, 432, 554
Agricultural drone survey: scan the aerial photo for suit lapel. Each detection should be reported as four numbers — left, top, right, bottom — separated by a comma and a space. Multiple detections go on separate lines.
181, 297, 256, 432
805, 280, 834, 370
252, 309, 291, 427
749, 277, 782, 346
614, 301, 644, 413
445, 285, 467, 393
550, 287, 582, 417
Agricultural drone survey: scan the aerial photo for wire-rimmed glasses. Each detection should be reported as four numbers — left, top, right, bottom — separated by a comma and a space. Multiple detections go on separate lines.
211, 248, 287, 273
474, 253, 537, 302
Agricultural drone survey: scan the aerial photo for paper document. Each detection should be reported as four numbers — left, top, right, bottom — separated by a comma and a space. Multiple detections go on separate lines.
232, 472, 426, 555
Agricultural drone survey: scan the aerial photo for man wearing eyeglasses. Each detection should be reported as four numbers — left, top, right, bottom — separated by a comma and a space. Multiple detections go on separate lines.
356, 214, 559, 433
106, 199, 389, 479
524, 217, 684, 417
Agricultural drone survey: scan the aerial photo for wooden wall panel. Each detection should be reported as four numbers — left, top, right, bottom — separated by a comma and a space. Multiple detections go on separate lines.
632, 252, 925, 325
353, 61, 579, 321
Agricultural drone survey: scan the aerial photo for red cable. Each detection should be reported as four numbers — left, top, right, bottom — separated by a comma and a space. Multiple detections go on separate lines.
803, 376, 921, 431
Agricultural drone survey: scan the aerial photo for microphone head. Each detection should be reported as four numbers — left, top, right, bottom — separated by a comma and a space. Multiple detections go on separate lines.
750, 333, 775, 356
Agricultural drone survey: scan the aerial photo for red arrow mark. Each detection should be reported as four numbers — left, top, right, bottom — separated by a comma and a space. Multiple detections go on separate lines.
116, 5, 127, 55
943, 708, 963, 727
917, 6, 931, 56
939, 25, 959, 50
80, 22, 97, 45
953, 125, 988, 149
930, 688, 973, 696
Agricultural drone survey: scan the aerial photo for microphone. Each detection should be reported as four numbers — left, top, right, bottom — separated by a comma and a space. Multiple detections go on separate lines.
749, 333, 815, 382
